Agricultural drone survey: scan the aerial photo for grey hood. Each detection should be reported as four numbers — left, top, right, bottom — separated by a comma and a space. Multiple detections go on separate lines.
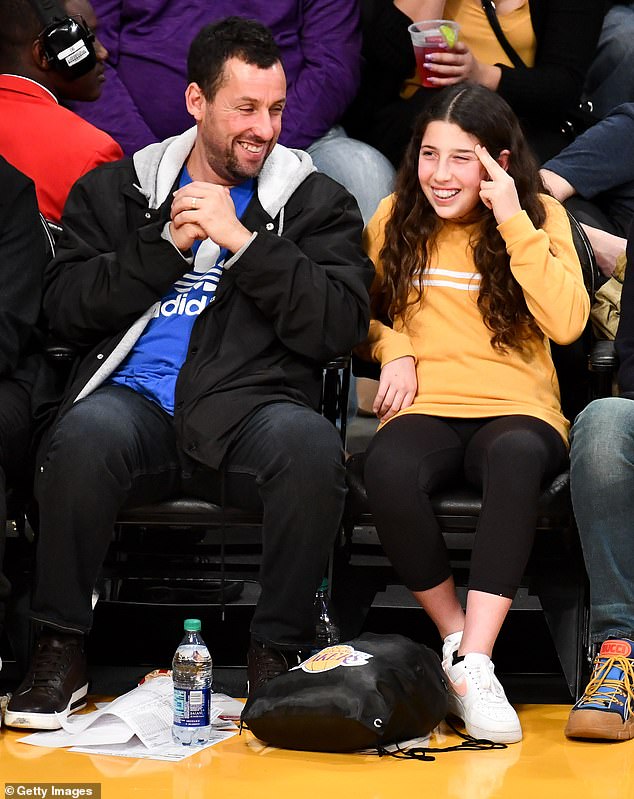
132, 125, 316, 219
73, 127, 316, 404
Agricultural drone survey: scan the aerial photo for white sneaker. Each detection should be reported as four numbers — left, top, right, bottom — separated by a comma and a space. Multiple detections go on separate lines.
442, 631, 463, 669
443, 652, 522, 743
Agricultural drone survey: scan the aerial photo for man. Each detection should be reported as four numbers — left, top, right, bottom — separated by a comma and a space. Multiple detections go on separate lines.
71, 0, 394, 224
0, 156, 48, 669
0, 0, 122, 222
566, 216, 634, 741
5, 17, 372, 730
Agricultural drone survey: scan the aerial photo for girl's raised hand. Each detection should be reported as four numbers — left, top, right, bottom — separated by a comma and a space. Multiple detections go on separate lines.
373, 356, 418, 422
475, 144, 521, 225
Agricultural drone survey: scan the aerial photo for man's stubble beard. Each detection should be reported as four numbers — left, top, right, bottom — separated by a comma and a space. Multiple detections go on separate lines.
205, 138, 269, 184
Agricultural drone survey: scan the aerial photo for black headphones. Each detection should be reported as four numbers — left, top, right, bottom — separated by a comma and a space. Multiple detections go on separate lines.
28, 0, 97, 79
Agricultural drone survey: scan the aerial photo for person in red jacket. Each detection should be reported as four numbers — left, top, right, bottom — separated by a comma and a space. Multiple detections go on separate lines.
0, 0, 122, 223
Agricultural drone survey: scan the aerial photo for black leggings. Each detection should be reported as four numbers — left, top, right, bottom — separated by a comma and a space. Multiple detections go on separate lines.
363, 414, 568, 598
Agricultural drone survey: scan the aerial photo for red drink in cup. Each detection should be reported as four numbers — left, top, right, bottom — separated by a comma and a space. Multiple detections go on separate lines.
414, 36, 450, 88
408, 20, 460, 88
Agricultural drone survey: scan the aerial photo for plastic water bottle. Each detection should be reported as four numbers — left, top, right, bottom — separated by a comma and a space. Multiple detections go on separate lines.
172, 618, 213, 745
313, 578, 340, 652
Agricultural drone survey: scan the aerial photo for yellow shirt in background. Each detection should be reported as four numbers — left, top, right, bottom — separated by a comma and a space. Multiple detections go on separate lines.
361, 194, 589, 443
402, 0, 536, 98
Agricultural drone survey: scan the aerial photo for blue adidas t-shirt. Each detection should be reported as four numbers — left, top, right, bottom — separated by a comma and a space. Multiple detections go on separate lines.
110, 169, 255, 414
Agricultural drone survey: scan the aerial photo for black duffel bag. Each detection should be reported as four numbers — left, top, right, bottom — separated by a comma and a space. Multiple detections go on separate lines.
241, 633, 448, 753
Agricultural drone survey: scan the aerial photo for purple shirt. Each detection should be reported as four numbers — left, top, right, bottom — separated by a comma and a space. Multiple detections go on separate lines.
75, 1, 361, 155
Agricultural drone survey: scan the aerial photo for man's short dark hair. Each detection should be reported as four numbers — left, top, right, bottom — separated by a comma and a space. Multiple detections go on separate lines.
0, 0, 41, 66
187, 16, 281, 101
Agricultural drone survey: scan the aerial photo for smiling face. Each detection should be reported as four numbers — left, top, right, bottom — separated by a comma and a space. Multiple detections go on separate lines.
417, 120, 487, 221
186, 57, 286, 186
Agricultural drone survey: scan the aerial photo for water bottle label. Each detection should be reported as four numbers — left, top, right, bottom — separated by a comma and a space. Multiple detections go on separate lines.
173, 687, 211, 727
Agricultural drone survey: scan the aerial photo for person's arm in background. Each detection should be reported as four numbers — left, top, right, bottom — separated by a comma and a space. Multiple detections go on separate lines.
394, 0, 445, 19
277, 1, 362, 148
362, 0, 604, 115
541, 104, 634, 275
541, 105, 634, 203
369, 0, 501, 93
496, 0, 605, 120
540, 170, 626, 277
540, 169, 575, 203
359, 0, 420, 88
71, 0, 158, 155
581, 227, 626, 278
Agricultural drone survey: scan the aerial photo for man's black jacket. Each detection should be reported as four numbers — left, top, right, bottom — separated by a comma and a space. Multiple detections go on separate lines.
41, 145, 373, 469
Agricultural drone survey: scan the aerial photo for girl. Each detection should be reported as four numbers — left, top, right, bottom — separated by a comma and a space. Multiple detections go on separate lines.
361, 83, 589, 743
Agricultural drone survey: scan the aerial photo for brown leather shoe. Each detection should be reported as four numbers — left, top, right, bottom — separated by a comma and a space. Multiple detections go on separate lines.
5, 631, 89, 730
246, 639, 301, 698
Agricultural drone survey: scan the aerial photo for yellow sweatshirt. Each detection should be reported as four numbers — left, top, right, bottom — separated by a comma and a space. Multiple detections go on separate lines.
362, 194, 590, 443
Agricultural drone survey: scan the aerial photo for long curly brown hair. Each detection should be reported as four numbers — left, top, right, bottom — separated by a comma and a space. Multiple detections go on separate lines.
378, 83, 547, 353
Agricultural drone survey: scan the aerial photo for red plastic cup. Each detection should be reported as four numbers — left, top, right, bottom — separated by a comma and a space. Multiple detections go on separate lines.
408, 20, 460, 88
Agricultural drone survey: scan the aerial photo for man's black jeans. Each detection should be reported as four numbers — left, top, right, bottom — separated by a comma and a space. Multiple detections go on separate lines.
32, 385, 346, 649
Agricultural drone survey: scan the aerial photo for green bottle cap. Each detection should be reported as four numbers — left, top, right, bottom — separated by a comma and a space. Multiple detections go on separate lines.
184, 618, 201, 631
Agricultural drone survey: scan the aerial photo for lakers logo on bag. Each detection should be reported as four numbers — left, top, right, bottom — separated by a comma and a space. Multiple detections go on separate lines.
300, 645, 373, 673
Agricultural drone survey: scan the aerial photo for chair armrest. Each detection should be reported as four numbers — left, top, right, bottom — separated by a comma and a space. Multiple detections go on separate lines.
322, 355, 351, 444
352, 354, 380, 380
589, 339, 616, 373
45, 338, 77, 363
325, 355, 350, 371
589, 339, 617, 400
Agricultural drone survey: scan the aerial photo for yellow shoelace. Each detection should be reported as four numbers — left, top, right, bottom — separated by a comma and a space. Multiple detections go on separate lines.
581, 655, 634, 712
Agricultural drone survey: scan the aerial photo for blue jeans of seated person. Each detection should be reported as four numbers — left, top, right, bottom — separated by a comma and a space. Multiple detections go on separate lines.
32, 385, 346, 650
570, 396, 634, 643
307, 125, 395, 226
584, 4, 634, 117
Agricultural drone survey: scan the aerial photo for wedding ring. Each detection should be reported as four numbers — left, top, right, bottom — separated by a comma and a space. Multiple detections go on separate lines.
191, 196, 197, 209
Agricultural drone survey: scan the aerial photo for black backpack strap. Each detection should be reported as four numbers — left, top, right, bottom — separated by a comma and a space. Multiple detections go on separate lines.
481, 0, 526, 69
376, 719, 508, 761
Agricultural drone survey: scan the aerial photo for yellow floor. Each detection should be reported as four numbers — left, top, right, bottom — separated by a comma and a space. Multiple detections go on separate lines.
3, 702, 634, 799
